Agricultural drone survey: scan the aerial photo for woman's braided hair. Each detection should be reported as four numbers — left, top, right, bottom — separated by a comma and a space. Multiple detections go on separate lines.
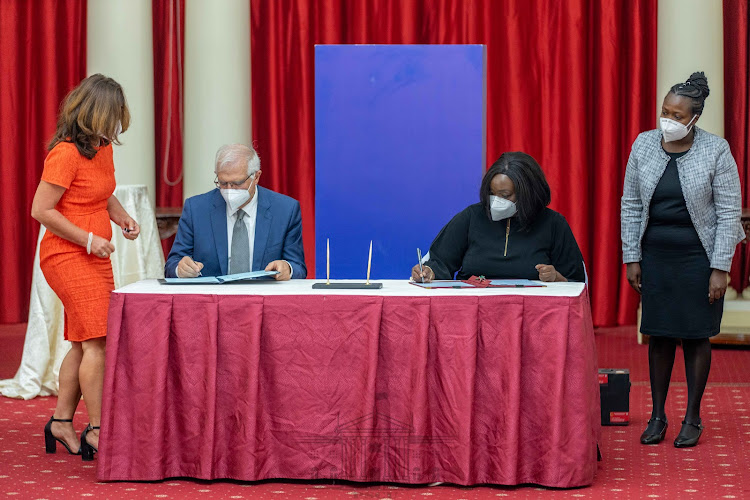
669, 71, 710, 115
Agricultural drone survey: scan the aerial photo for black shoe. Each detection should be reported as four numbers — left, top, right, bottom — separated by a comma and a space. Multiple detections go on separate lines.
674, 419, 703, 448
44, 416, 81, 455
80, 424, 100, 461
640, 416, 668, 444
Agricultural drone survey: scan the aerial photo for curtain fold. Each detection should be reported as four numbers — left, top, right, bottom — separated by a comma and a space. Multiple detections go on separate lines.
152, 0, 185, 256
724, 0, 750, 294
0, 0, 87, 324
250, 0, 657, 325
0, 1, 667, 326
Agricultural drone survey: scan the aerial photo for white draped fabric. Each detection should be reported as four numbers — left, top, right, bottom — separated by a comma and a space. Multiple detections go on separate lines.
0, 185, 165, 399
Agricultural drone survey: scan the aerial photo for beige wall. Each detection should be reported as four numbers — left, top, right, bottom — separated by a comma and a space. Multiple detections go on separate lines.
88, 1, 726, 201
183, 0, 252, 200
657, 0, 724, 136
87, 0, 156, 205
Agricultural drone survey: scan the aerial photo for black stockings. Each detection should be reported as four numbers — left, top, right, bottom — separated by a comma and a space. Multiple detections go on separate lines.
682, 338, 712, 423
648, 336, 711, 423
648, 337, 677, 419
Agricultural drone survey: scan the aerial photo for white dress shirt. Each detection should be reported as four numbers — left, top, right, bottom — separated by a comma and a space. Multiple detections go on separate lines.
228, 191, 293, 276
174, 192, 258, 278
226, 191, 259, 272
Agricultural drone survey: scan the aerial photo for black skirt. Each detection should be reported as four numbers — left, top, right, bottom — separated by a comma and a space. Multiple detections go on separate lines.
640, 150, 723, 339
641, 231, 723, 338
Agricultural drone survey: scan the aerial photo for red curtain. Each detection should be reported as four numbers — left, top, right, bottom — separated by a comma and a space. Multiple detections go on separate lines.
250, 0, 657, 326
724, 0, 750, 294
0, 0, 87, 324
152, 0, 185, 256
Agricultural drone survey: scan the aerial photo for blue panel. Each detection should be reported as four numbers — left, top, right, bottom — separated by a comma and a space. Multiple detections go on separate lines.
315, 45, 486, 279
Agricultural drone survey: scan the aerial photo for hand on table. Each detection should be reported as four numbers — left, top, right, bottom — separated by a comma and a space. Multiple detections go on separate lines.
411, 264, 435, 283
177, 256, 204, 278
265, 260, 292, 280
536, 264, 564, 282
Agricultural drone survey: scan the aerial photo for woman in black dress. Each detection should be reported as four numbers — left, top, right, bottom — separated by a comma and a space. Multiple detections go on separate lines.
411, 151, 585, 283
621, 72, 744, 447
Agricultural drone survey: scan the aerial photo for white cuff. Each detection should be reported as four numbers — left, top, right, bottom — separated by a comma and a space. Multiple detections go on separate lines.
283, 260, 293, 278
175, 265, 181, 278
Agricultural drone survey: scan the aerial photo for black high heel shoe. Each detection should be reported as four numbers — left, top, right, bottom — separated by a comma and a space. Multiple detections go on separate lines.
640, 416, 668, 445
44, 416, 81, 455
80, 424, 100, 461
674, 419, 703, 448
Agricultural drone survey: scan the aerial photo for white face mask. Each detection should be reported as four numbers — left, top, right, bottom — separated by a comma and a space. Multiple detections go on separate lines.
221, 189, 251, 212
660, 115, 697, 143
220, 175, 254, 212
490, 195, 517, 221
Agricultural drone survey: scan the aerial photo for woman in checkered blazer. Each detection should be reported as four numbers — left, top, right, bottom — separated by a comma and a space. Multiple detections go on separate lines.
621, 72, 744, 449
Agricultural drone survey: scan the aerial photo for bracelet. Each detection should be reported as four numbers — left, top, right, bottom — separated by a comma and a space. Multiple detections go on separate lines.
86, 232, 93, 255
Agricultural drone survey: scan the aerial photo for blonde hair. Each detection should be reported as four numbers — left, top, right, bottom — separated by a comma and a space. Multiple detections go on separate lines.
48, 74, 131, 159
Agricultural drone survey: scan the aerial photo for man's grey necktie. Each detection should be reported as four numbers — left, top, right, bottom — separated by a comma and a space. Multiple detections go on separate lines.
230, 210, 250, 274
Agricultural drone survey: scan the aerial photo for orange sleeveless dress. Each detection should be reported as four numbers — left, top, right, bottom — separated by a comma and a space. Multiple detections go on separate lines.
39, 142, 116, 342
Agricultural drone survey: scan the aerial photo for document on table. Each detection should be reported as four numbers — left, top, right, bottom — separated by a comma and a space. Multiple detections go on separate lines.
162, 270, 279, 284
409, 281, 476, 289
488, 279, 545, 287
165, 276, 222, 284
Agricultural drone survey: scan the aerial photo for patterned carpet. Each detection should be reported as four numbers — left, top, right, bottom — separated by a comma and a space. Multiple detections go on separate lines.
1, 325, 749, 499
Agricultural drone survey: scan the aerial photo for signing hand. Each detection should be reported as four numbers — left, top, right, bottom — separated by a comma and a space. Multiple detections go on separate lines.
120, 216, 140, 240
536, 264, 564, 282
265, 260, 292, 280
411, 264, 435, 283
177, 256, 204, 278
708, 269, 728, 304
90, 235, 115, 259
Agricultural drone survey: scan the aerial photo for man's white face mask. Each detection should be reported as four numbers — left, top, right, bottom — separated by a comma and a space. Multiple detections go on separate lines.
220, 175, 255, 212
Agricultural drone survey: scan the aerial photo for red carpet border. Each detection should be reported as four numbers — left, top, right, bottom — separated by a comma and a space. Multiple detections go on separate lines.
0, 324, 749, 498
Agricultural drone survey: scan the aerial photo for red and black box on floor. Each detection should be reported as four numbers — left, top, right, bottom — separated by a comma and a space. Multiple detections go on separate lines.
599, 368, 631, 425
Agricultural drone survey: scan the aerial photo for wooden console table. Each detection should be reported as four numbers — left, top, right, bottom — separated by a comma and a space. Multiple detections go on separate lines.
155, 206, 182, 240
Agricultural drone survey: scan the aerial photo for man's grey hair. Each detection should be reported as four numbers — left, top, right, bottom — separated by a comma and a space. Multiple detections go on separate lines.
214, 144, 261, 176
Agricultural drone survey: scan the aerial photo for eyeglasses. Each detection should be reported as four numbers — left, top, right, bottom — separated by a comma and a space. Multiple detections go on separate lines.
214, 174, 253, 189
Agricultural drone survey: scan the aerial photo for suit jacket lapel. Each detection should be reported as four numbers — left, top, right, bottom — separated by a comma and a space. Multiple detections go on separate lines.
211, 190, 229, 275
253, 187, 272, 271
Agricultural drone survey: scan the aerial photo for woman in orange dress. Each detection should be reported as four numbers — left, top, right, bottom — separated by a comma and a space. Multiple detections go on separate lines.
31, 74, 140, 461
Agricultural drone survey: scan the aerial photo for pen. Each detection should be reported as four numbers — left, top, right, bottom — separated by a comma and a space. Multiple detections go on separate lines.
367, 240, 372, 285
417, 248, 424, 283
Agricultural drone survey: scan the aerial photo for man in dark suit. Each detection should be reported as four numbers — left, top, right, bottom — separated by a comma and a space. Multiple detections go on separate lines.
165, 144, 306, 280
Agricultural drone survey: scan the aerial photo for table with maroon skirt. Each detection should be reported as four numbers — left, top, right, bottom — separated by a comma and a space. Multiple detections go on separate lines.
97, 279, 600, 487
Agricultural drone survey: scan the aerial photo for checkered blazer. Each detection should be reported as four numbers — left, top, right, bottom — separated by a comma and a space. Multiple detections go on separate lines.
621, 127, 745, 272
